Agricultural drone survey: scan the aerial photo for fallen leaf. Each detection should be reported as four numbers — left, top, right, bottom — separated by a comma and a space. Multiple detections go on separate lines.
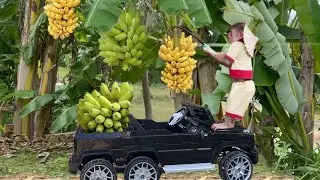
37, 152, 50, 163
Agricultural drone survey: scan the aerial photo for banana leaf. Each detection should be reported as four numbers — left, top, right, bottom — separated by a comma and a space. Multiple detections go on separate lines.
13, 90, 36, 99
253, 55, 278, 86
254, 1, 278, 33
84, 0, 127, 33
50, 105, 78, 133
201, 70, 232, 115
157, 0, 188, 15
19, 94, 59, 118
223, 0, 253, 25
184, 0, 212, 27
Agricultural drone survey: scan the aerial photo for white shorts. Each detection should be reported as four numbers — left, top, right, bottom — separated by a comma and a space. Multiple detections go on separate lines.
225, 80, 255, 120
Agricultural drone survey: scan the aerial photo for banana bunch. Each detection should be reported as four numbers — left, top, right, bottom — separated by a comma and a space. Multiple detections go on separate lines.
158, 32, 197, 94
76, 82, 134, 133
44, 0, 80, 40
99, 11, 147, 71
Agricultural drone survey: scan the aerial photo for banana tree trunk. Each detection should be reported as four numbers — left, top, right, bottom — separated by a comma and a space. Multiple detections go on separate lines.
34, 38, 58, 136
142, 71, 153, 119
299, 33, 315, 149
14, 0, 41, 137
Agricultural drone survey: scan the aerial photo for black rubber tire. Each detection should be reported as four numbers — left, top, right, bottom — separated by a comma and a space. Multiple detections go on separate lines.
124, 156, 161, 180
80, 158, 117, 180
219, 151, 253, 180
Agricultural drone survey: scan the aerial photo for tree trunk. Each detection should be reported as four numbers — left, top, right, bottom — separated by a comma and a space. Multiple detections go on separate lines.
34, 38, 58, 136
142, 71, 153, 119
299, 33, 315, 149
14, 0, 41, 137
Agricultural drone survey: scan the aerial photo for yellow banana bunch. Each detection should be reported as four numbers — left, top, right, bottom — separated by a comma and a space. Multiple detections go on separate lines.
44, 0, 80, 40
98, 11, 147, 71
158, 32, 197, 94
76, 82, 134, 133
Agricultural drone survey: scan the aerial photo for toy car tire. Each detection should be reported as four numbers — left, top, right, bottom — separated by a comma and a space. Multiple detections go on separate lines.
80, 159, 117, 180
124, 156, 161, 180
219, 151, 253, 180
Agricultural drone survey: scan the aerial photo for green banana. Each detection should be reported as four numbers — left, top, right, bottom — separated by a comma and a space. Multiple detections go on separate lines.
136, 51, 143, 58
83, 102, 96, 112
113, 120, 122, 129
96, 124, 104, 132
89, 108, 100, 118
108, 27, 122, 36
125, 52, 132, 59
127, 28, 135, 39
119, 100, 131, 109
104, 118, 113, 128
112, 112, 122, 121
84, 93, 101, 108
111, 103, 121, 112
105, 128, 114, 132
118, 21, 128, 32
100, 83, 110, 98
120, 108, 130, 117
91, 90, 102, 100
101, 108, 112, 117
88, 120, 97, 130
126, 39, 133, 50
132, 34, 139, 44
130, 48, 138, 57
135, 25, 145, 35
125, 12, 133, 26
138, 32, 147, 42
114, 32, 127, 41
110, 82, 121, 100
82, 113, 93, 123
98, 95, 112, 109
95, 115, 106, 124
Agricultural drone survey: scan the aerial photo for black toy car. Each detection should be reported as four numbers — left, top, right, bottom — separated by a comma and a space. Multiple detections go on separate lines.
69, 102, 258, 180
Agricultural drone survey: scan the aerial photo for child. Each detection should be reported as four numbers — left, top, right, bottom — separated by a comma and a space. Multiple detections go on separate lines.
202, 23, 258, 131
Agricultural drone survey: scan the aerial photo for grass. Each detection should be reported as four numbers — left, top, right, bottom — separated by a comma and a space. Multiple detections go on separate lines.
129, 82, 175, 122
0, 150, 70, 178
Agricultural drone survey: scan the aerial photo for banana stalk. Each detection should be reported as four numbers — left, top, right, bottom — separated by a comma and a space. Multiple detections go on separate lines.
34, 39, 58, 136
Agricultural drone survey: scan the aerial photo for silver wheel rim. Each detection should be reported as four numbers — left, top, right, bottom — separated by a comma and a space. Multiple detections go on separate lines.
128, 162, 157, 180
227, 156, 252, 180
84, 164, 114, 180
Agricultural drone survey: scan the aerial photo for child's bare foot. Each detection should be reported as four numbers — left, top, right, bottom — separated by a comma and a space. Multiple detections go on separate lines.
211, 118, 235, 131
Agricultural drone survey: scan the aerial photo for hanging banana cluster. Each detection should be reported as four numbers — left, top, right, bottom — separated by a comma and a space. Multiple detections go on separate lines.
99, 11, 147, 71
158, 32, 197, 94
44, 0, 80, 40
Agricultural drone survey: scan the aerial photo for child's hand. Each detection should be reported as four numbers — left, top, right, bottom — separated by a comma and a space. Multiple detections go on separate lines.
202, 44, 217, 56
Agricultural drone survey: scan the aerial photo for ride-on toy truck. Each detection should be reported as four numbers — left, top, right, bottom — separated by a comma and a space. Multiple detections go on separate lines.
68, 102, 258, 180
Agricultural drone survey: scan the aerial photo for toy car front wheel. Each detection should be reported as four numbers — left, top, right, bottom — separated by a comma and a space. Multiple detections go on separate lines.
219, 151, 253, 180
124, 156, 161, 180
80, 159, 116, 180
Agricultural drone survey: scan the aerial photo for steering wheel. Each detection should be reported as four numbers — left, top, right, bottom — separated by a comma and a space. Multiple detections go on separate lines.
168, 107, 188, 126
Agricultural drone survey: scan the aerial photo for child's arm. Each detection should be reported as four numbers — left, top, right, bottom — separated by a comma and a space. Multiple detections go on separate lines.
202, 44, 234, 68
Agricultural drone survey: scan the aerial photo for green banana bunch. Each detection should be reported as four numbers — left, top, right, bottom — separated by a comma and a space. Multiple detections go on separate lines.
98, 11, 148, 71
76, 82, 134, 133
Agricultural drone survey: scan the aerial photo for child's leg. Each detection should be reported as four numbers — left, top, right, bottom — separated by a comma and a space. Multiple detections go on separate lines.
211, 81, 255, 131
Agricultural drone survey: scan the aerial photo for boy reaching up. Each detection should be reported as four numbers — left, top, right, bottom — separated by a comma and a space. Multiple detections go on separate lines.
202, 23, 258, 131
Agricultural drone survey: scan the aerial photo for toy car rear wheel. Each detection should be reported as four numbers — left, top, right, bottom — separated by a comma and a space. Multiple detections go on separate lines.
219, 151, 253, 180
124, 156, 161, 180
80, 159, 116, 180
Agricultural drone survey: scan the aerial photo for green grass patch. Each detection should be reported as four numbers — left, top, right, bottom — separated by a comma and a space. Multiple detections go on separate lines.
0, 150, 70, 177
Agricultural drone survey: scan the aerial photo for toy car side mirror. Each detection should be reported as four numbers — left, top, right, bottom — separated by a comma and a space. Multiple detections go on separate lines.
200, 130, 208, 139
